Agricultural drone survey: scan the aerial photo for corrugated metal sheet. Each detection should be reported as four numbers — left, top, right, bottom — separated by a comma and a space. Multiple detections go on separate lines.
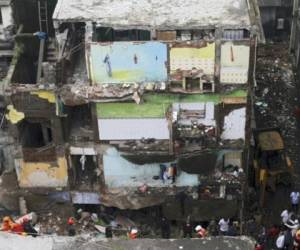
98, 118, 170, 140
53, 0, 251, 29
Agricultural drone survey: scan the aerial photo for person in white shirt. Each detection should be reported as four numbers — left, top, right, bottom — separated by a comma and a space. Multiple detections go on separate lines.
218, 218, 229, 235
281, 209, 290, 224
290, 191, 300, 213
276, 232, 285, 249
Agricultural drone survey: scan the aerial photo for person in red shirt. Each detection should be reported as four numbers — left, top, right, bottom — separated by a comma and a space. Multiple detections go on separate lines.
255, 243, 264, 250
1, 216, 12, 231
267, 224, 280, 248
1, 216, 24, 235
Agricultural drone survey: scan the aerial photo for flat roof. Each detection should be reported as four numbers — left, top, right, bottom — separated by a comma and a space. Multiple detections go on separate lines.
53, 0, 251, 29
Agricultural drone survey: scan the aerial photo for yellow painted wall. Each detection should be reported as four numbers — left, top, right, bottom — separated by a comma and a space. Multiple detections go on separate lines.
170, 43, 215, 74
5, 105, 25, 124
17, 157, 68, 188
30, 91, 56, 103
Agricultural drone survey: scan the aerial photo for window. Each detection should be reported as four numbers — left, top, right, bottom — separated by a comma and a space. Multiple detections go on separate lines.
93, 27, 151, 42
19, 120, 53, 148
277, 18, 285, 30
223, 29, 250, 40
202, 82, 214, 93
185, 77, 200, 91
176, 30, 215, 41
156, 31, 176, 41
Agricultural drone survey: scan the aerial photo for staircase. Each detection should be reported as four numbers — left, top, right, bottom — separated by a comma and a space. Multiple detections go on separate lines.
46, 39, 57, 63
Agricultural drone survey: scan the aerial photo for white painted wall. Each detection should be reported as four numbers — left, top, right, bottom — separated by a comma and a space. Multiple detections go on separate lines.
0, 5, 13, 40
220, 42, 250, 84
1, 6, 13, 28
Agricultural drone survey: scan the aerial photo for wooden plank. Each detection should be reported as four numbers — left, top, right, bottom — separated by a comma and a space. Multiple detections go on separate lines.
36, 38, 45, 83
157, 31, 176, 41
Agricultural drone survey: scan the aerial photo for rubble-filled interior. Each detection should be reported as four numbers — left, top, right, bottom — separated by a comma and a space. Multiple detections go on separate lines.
0, 0, 270, 242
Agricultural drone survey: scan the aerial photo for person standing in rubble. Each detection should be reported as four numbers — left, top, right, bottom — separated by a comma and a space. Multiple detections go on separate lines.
160, 217, 171, 239
182, 217, 193, 238
281, 209, 291, 225
290, 191, 300, 213
67, 217, 76, 236
159, 164, 166, 184
169, 163, 177, 184
218, 218, 230, 236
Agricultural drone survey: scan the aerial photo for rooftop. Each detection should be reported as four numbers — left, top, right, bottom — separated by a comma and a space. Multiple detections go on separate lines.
53, 0, 252, 29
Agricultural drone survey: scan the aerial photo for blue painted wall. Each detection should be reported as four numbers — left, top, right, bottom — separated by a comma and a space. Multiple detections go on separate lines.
103, 148, 199, 188
90, 42, 168, 84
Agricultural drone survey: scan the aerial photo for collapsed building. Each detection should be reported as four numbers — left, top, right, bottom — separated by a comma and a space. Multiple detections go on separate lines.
2, 0, 263, 221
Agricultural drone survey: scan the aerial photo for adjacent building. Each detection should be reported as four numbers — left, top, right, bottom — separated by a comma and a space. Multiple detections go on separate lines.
290, 0, 300, 71
258, 0, 293, 40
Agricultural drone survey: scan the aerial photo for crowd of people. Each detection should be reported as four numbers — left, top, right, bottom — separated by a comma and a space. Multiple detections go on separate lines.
253, 191, 300, 250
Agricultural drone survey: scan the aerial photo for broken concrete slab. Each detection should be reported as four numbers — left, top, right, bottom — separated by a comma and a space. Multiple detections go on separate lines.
0, 233, 255, 250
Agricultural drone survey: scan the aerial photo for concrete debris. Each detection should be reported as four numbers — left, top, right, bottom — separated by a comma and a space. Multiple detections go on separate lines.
254, 42, 300, 226
53, 0, 252, 30
59, 84, 143, 105
0, 232, 256, 250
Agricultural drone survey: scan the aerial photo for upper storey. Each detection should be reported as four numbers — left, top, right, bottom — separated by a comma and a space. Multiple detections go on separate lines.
53, 0, 252, 30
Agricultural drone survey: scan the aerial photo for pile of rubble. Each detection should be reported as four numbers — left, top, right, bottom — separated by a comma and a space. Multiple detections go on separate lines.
255, 43, 300, 170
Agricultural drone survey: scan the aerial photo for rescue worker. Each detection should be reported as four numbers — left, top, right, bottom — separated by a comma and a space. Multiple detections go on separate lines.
218, 218, 229, 236
183, 221, 193, 238
294, 228, 300, 250
1, 216, 11, 231
267, 224, 280, 249
1, 216, 24, 235
290, 191, 300, 213
67, 217, 76, 236
128, 228, 138, 239
283, 227, 293, 250
195, 225, 207, 238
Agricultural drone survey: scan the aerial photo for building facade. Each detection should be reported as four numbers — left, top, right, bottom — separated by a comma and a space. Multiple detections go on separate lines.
3, 0, 263, 220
